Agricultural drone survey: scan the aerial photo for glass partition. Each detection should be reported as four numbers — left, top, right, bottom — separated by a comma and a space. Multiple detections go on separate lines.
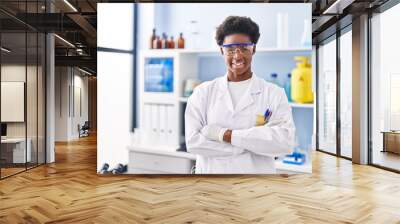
0, 2, 46, 179
317, 36, 337, 155
370, 4, 400, 171
339, 28, 352, 158
1, 31, 28, 177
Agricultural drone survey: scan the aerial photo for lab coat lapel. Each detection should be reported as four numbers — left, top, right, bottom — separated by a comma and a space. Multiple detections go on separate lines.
234, 75, 261, 114
217, 75, 234, 112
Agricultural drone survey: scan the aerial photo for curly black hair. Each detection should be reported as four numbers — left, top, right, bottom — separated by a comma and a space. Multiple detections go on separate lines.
215, 16, 260, 46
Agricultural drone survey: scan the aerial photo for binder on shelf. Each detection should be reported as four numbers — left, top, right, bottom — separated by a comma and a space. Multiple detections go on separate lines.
159, 104, 168, 145
151, 104, 160, 144
167, 105, 177, 146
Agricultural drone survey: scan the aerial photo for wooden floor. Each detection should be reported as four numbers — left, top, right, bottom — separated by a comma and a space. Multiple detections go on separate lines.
1, 135, 400, 223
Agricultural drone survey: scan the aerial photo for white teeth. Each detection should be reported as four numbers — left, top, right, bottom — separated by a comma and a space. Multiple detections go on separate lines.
233, 62, 244, 65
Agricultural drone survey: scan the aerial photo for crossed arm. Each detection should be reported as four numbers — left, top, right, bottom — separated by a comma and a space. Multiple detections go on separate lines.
185, 88, 295, 157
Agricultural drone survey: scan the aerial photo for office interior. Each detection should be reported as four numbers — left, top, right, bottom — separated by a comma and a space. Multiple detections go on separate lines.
1, 0, 400, 222
0, 0, 97, 179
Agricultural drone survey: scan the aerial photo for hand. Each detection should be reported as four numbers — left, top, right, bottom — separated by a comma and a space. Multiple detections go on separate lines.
201, 124, 227, 142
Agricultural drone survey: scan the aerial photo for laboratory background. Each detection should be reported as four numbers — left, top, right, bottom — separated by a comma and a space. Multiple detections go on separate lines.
97, 3, 313, 174
2, 0, 400, 222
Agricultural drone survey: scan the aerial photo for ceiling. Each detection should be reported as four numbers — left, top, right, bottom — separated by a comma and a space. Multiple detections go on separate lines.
0, 0, 395, 75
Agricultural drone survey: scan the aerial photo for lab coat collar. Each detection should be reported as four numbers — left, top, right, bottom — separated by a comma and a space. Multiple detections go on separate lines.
217, 73, 262, 114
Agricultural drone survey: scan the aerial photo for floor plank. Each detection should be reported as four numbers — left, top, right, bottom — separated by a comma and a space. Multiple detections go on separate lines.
1, 134, 400, 223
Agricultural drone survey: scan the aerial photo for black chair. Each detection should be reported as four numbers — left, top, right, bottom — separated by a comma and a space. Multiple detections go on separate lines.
79, 121, 90, 138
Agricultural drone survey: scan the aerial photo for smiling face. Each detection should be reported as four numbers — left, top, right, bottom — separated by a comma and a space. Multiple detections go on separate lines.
221, 33, 255, 82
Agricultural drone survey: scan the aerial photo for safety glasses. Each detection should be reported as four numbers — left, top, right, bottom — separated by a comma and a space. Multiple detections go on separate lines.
220, 43, 255, 56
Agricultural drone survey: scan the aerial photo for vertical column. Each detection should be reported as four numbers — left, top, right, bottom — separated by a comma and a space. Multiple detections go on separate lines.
46, 1, 55, 163
352, 14, 369, 164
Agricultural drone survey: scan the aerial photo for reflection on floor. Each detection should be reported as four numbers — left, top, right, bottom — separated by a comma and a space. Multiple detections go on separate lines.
0, 167, 25, 177
0, 162, 42, 178
373, 150, 400, 171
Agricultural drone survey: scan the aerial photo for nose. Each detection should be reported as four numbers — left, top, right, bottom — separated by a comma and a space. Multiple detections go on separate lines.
233, 48, 243, 55
232, 49, 244, 58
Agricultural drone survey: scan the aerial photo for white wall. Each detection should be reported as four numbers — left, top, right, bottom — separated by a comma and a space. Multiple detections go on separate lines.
138, 3, 311, 50
97, 3, 134, 169
55, 67, 89, 141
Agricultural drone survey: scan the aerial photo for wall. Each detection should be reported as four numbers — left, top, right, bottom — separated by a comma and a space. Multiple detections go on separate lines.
138, 3, 311, 50
1, 63, 45, 164
1, 65, 40, 137
88, 77, 97, 132
54, 67, 89, 141
97, 3, 135, 169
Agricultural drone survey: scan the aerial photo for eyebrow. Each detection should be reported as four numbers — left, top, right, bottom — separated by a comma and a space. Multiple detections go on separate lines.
220, 43, 254, 47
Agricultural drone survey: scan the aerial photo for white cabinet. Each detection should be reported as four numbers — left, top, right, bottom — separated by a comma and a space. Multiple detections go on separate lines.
137, 50, 198, 151
127, 146, 196, 174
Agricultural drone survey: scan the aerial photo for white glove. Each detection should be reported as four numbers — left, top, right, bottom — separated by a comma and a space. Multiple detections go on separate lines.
201, 124, 227, 142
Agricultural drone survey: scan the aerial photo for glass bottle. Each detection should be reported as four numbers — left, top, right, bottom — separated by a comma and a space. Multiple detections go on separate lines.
177, 33, 185, 49
169, 36, 175, 49
161, 33, 168, 49
150, 28, 156, 49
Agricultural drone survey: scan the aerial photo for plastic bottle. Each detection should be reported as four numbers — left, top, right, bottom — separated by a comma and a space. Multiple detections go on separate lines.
284, 73, 292, 102
291, 56, 313, 103
270, 73, 280, 87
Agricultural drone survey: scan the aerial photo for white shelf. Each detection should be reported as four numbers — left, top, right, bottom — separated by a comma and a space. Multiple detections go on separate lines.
289, 102, 314, 109
144, 47, 311, 54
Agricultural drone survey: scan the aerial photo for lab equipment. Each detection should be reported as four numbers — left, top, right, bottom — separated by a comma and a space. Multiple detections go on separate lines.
169, 36, 175, 49
183, 79, 201, 97
150, 28, 156, 49
291, 56, 313, 103
177, 33, 185, 49
269, 73, 281, 87
221, 43, 255, 56
98, 163, 110, 174
152, 36, 161, 49
161, 33, 168, 49
283, 151, 306, 165
284, 73, 292, 102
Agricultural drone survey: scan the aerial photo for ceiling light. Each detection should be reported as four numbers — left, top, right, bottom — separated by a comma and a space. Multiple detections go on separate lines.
54, 34, 75, 48
323, 0, 355, 15
78, 67, 92, 76
63, 0, 78, 12
1, 47, 11, 53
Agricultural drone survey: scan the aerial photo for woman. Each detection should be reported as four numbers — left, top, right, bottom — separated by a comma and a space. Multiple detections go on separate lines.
185, 16, 295, 174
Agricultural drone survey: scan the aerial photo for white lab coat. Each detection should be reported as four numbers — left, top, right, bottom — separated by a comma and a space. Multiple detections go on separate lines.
185, 74, 295, 174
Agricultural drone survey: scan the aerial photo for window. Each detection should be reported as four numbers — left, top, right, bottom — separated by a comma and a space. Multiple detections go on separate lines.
317, 36, 337, 155
370, 3, 400, 171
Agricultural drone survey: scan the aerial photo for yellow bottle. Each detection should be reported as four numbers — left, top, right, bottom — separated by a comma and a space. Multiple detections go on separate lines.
291, 56, 313, 103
